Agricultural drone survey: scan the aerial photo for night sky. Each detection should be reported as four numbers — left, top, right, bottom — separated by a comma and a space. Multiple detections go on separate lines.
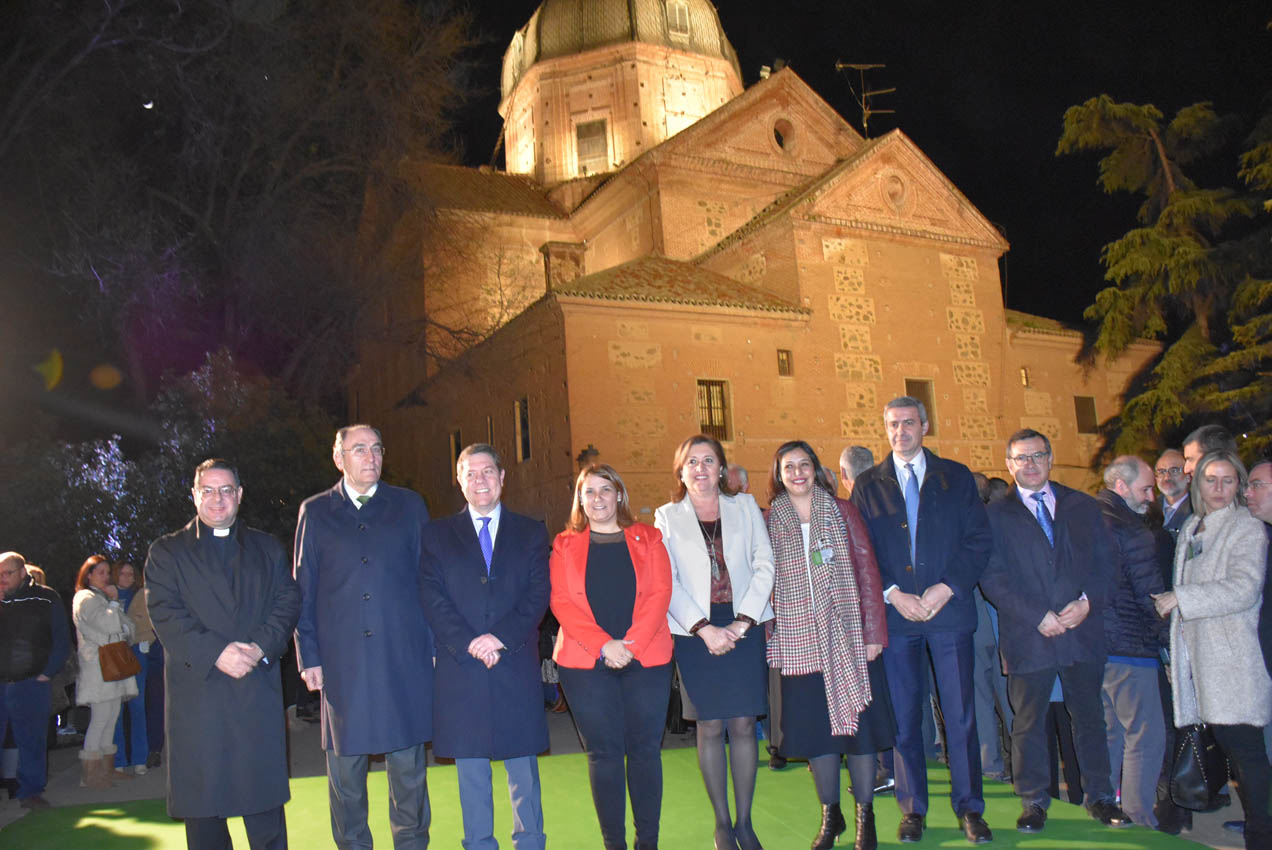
458, 0, 1272, 324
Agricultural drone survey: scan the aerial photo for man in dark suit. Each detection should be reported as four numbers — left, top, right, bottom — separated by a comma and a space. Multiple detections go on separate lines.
1245, 460, 1272, 680
980, 430, 1130, 834
852, 396, 993, 844
421, 443, 550, 850
146, 459, 300, 850
294, 425, 434, 850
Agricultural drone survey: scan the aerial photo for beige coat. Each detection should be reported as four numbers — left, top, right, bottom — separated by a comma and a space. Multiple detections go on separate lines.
1171, 504, 1272, 727
656, 492, 776, 634
73, 588, 138, 705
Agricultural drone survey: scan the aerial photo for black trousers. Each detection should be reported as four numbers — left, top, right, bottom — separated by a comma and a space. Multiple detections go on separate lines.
1212, 723, 1272, 848
1008, 660, 1113, 809
185, 805, 287, 850
560, 661, 671, 850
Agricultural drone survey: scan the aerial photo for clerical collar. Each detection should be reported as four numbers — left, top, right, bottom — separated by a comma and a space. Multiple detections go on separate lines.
213, 527, 230, 537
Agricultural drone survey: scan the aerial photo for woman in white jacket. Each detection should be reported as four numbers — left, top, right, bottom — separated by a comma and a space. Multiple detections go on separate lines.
72, 554, 137, 789
1155, 450, 1271, 850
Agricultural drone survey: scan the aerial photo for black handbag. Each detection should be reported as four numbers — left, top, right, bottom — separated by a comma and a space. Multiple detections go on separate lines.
1169, 723, 1230, 811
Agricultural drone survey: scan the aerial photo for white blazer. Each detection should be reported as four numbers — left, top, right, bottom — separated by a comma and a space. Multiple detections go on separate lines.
655, 492, 776, 635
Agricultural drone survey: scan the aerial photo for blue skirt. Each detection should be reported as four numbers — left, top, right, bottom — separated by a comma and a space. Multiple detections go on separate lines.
673, 603, 768, 721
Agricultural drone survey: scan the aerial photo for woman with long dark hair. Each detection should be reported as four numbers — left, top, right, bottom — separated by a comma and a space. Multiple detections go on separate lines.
765, 440, 894, 850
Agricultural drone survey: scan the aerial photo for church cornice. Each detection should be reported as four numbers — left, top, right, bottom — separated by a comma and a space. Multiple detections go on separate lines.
794, 212, 1010, 251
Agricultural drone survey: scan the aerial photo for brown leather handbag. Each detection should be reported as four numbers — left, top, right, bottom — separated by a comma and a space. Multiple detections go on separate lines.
99, 639, 141, 682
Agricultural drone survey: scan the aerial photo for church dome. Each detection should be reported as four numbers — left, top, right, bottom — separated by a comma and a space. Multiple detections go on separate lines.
501, 0, 741, 101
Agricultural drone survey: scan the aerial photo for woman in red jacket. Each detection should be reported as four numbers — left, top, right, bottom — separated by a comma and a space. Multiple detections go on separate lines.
550, 463, 674, 850
766, 440, 894, 850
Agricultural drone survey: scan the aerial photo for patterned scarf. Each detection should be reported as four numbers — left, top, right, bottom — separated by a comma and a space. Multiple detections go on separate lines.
767, 486, 871, 735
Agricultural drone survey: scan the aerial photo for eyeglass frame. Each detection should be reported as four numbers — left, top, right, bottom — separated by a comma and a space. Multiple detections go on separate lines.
340, 444, 386, 459
1007, 450, 1051, 466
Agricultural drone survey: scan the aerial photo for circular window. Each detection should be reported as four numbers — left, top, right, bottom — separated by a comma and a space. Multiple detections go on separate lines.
773, 118, 795, 152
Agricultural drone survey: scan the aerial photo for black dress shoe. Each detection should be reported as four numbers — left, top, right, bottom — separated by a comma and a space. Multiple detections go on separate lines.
958, 812, 992, 844
897, 813, 925, 843
768, 749, 788, 771
1016, 804, 1046, 833
1089, 800, 1132, 828
811, 803, 846, 850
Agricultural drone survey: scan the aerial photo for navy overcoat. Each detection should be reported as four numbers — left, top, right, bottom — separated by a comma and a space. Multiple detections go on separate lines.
850, 448, 991, 635
980, 483, 1115, 675
145, 519, 300, 818
420, 507, 550, 760
294, 481, 433, 755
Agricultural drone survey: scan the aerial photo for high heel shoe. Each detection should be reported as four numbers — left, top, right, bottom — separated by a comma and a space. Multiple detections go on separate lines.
811, 802, 846, 850
853, 803, 877, 850
735, 819, 764, 850
714, 824, 741, 850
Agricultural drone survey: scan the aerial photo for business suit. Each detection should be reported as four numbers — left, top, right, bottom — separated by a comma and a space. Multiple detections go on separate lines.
981, 483, 1117, 811
294, 481, 433, 850
421, 504, 550, 850
851, 449, 991, 820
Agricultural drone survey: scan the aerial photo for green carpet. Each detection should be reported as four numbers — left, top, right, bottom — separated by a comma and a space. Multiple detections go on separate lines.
3, 748, 1210, 848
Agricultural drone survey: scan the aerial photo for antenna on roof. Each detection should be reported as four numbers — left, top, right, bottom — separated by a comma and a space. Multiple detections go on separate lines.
834, 62, 895, 138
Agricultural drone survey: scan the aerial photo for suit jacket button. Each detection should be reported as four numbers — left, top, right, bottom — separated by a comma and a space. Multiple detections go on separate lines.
361, 557, 368, 564
363, 630, 373, 637
358, 524, 366, 531
480, 576, 488, 584
362, 593, 371, 600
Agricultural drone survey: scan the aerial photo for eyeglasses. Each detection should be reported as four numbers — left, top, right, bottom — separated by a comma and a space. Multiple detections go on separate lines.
342, 445, 385, 458
197, 485, 238, 499
1155, 466, 1184, 480
1248, 480, 1272, 491
1008, 451, 1050, 465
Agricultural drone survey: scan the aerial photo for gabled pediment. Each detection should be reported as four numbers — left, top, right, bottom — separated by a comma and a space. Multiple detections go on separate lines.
795, 130, 1009, 251
652, 66, 864, 174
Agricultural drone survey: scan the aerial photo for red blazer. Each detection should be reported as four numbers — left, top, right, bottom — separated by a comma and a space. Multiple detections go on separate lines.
550, 522, 674, 669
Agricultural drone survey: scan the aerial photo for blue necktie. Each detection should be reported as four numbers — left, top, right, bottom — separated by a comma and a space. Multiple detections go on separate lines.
1032, 492, 1054, 547
904, 462, 920, 562
478, 516, 493, 575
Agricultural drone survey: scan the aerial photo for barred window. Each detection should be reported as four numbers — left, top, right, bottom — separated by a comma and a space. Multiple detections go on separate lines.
696, 380, 731, 441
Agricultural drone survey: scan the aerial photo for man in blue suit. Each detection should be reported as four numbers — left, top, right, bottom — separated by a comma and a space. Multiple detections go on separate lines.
980, 429, 1130, 834
851, 396, 993, 844
295, 425, 434, 850
421, 443, 550, 850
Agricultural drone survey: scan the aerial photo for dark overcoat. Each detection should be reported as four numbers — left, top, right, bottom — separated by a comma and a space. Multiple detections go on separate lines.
145, 519, 300, 818
850, 448, 991, 635
980, 484, 1115, 675
294, 481, 433, 755
420, 507, 549, 760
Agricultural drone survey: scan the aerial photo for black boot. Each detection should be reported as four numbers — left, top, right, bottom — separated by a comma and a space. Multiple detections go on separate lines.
811, 803, 847, 850
853, 803, 876, 850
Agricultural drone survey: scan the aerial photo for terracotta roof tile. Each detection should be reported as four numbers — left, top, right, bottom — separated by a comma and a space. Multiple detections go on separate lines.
410, 162, 565, 218
554, 256, 807, 314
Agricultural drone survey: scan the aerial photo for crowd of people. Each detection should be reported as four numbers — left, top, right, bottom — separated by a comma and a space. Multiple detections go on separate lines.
2, 403, 1271, 850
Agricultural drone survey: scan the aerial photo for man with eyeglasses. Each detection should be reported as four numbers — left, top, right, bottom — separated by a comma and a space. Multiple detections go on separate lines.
294, 425, 435, 850
1154, 450, 1191, 543
145, 458, 300, 850
980, 430, 1130, 834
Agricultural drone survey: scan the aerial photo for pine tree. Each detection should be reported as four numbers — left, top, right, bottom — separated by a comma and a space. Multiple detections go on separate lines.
1057, 95, 1272, 456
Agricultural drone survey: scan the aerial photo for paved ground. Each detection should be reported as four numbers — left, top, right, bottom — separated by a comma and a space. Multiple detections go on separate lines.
0, 711, 1247, 848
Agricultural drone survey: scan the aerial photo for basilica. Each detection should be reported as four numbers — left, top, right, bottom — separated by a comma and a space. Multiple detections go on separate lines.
350, 0, 1158, 528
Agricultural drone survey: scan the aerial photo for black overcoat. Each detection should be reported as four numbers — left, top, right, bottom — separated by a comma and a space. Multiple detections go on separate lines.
145, 519, 300, 818
420, 507, 549, 760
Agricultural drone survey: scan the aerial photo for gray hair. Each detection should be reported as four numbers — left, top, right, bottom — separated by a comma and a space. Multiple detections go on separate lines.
884, 395, 927, 425
1103, 455, 1146, 490
334, 424, 383, 453
841, 445, 875, 481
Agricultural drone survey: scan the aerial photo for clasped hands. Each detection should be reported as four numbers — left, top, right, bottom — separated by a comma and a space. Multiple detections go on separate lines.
698, 620, 752, 656
215, 641, 265, 679
1037, 597, 1090, 637
468, 633, 506, 669
602, 639, 635, 669
892, 583, 954, 623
